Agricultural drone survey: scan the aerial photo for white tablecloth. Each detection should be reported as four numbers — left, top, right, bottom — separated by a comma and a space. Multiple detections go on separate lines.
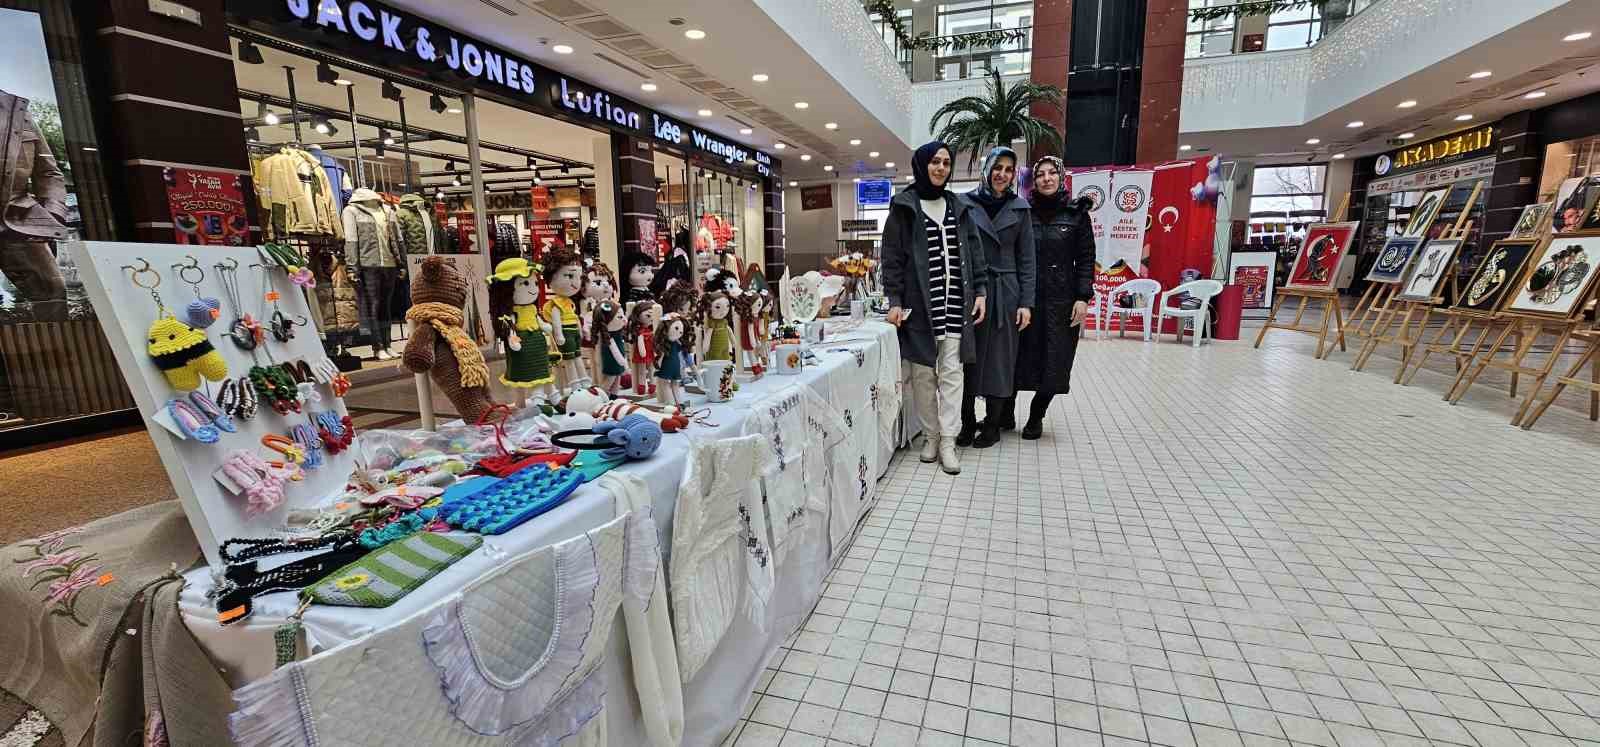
179, 320, 902, 747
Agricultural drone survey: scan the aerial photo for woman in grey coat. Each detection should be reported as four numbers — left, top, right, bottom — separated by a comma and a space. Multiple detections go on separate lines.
881, 141, 989, 475
959, 146, 1036, 449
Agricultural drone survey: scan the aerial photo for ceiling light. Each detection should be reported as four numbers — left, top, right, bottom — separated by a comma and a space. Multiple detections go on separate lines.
1525, 90, 1548, 99
852, 178, 861, 183
1346, 120, 1364, 128
316, 61, 339, 85
825, 122, 838, 130
1332, 153, 1346, 159
884, 161, 895, 168
380, 128, 394, 145
81, 146, 98, 152
1564, 31, 1592, 42
1399, 132, 1416, 139
752, 73, 769, 82
1455, 113, 1474, 121
323, 120, 338, 136
1305, 138, 1321, 145
452, 176, 462, 187
823, 165, 834, 172
906, 175, 914, 182
774, 142, 787, 149
1468, 70, 1492, 79
697, 109, 713, 117
794, 102, 809, 109
868, 151, 880, 157
738, 128, 753, 135
789, 181, 798, 187
313, 116, 330, 134
641, 82, 658, 92
1397, 99, 1417, 108
381, 80, 402, 102
334, 77, 353, 86
553, 44, 574, 54
430, 94, 447, 114
684, 29, 706, 40
447, 106, 462, 114
236, 40, 264, 65
800, 154, 811, 161
533, 175, 542, 185
1178, 144, 1192, 151
849, 139, 861, 146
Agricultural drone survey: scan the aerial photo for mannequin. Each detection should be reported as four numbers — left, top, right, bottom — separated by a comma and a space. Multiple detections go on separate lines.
343, 187, 405, 359
396, 193, 439, 254
0, 89, 69, 321
581, 218, 600, 258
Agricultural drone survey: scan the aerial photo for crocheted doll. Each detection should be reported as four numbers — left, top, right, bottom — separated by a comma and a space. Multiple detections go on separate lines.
146, 316, 228, 391
581, 259, 617, 384
541, 248, 587, 394
487, 257, 555, 408
620, 251, 657, 309
627, 301, 661, 397
736, 289, 771, 378
698, 290, 739, 392
403, 256, 496, 422
659, 283, 699, 320
653, 313, 691, 408
591, 300, 628, 395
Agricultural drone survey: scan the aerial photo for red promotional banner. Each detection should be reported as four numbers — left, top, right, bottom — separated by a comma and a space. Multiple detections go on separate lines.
163, 167, 248, 245
1234, 266, 1268, 307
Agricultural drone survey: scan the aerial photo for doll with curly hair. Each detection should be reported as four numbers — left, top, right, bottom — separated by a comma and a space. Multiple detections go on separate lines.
589, 298, 628, 394
653, 313, 692, 408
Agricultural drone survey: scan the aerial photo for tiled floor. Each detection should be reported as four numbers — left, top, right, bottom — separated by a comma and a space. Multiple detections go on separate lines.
723, 328, 1600, 747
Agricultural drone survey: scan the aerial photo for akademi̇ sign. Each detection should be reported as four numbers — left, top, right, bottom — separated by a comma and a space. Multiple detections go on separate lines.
1374, 124, 1494, 176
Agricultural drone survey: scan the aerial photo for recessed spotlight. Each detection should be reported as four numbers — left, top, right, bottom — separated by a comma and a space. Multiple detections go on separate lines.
801, 154, 812, 161
684, 29, 706, 40
752, 73, 769, 82
849, 139, 861, 146
1397, 99, 1418, 108
553, 44, 574, 54
739, 128, 753, 135
447, 106, 462, 114
641, 82, 658, 92
1332, 153, 1346, 159
1525, 91, 1548, 99
1305, 138, 1321, 145
788, 180, 798, 187
1468, 70, 1492, 79
1347, 121, 1364, 128
823, 165, 834, 172
868, 151, 880, 158
1564, 31, 1593, 42
1178, 144, 1192, 152
825, 122, 838, 130
1399, 132, 1416, 139
263, 110, 280, 126
334, 78, 353, 86
794, 102, 809, 109
697, 109, 713, 117
1455, 113, 1473, 121
884, 161, 895, 168
852, 178, 861, 183
774, 142, 787, 149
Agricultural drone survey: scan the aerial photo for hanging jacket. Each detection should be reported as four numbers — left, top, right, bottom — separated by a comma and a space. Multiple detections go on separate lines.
395, 193, 444, 254
254, 147, 342, 239
0, 92, 69, 240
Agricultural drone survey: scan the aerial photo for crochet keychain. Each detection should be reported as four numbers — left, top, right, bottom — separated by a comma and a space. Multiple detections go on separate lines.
172, 255, 221, 329
217, 449, 305, 516
128, 258, 228, 391
314, 410, 354, 454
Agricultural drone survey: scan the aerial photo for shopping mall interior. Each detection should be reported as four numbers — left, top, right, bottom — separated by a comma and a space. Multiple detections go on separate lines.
5, 1, 1600, 745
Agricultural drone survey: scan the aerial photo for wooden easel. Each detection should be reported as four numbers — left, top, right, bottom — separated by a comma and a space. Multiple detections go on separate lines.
1252, 195, 1351, 359
1519, 329, 1600, 430
1448, 315, 1579, 425
1350, 183, 1483, 379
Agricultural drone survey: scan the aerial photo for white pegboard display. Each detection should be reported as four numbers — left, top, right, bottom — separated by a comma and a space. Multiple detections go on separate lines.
71, 242, 356, 571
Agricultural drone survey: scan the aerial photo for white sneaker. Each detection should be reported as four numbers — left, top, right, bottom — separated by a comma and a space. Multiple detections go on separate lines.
939, 437, 961, 475
376, 348, 393, 361
920, 435, 938, 463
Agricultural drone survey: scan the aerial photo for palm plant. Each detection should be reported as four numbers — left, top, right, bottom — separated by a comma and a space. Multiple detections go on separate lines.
928, 70, 1064, 169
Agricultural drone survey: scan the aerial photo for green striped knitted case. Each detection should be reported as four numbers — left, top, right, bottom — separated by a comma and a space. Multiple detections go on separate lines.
305, 532, 482, 607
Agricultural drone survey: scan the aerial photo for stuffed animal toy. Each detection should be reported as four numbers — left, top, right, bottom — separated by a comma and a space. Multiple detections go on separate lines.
594, 399, 689, 433
147, 316, 228, 391
563, 386, 611, 416
593, 413, 662, 460
403, 257, 497, 423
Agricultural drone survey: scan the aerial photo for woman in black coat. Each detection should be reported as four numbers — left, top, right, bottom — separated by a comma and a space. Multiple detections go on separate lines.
1013, 156, 1095, 439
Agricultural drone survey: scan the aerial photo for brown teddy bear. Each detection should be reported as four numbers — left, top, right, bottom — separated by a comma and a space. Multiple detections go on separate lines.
403, 256, 497, 422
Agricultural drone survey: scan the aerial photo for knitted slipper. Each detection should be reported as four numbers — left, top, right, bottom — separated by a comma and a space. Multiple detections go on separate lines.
189, 390, 237, 433
168, 398, 219, 443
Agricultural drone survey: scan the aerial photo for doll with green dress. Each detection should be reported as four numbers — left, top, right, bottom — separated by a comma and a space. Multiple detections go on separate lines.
540, 248, 587, 394
487, 257, 555, 408
697, 290, 740, 391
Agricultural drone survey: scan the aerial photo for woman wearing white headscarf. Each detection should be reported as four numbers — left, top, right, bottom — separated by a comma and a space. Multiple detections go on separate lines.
959, 146, 1035, 449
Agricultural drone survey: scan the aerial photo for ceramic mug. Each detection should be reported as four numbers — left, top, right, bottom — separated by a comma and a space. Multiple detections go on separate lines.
775, 344, 803, 375
700, 360, 735, 402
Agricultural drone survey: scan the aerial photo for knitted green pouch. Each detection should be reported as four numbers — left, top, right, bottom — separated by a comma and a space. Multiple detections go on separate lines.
305, 531, 481, 607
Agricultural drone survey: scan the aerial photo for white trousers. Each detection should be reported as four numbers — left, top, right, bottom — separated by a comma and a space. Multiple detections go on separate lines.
907, 336, 964, 439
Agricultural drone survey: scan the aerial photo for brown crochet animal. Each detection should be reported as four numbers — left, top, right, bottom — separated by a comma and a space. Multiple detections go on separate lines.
403, 257, 497, 422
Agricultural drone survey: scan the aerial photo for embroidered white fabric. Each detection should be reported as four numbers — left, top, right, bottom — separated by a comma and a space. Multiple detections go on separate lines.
670, 434, 778, 683
228, 513, 635, 747
603, 472, 685, 747
740, 386, 809, 565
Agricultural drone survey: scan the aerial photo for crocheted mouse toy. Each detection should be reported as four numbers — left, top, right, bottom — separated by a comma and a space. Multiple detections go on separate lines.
403, 257, 497, 423
593, 413, 661, 460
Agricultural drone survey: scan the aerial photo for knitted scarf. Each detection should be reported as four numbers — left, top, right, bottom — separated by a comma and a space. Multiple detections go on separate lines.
406, 302, 490, 389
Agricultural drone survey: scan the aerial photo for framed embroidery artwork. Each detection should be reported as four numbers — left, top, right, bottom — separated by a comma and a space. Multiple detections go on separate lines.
1503, 235, 1600, 320
1397, 239, 1464, 302
1402, 188, 1450, 238
1453, 238, 1538, 315
1285, 222, 1359, 291
1366, 237, 1424, 284
1511, 202, 1552, 239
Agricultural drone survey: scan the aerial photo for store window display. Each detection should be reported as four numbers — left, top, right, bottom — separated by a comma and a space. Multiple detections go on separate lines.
0, 86, 69, 321
343, 188, 404, 360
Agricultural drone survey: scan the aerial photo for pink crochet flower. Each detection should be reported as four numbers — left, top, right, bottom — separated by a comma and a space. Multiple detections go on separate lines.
289, 266, 317, 289
46, 564, 102, 604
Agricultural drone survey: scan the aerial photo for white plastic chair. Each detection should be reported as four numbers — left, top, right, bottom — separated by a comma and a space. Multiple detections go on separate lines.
1157, 279, 1225, 347
1101, 279, 1162, 341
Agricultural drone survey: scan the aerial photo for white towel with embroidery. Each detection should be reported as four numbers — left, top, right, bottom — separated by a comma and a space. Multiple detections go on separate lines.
603, 471, 685, 747
670, 434, 777, 683
741, 385, 810, 565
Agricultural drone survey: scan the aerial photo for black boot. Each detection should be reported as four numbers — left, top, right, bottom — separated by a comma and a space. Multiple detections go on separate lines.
1021, 417, 1044, 440
973, 413, 1001, 448
956, 390, 978, 447
996, 397, 1016, 431
1021, 394, 1052, 441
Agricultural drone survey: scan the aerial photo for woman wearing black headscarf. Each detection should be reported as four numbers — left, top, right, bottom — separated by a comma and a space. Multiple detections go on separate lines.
959, 146, 1035, 449
881, 141, 989, 475
1013, 156, 1094, 439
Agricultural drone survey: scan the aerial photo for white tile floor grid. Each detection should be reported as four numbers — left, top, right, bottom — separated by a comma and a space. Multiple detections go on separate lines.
720, 331, 1600, 747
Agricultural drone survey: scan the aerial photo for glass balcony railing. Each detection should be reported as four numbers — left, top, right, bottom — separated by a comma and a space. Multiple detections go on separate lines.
1185, 0, 1380, 60
864, 2, 1032, 83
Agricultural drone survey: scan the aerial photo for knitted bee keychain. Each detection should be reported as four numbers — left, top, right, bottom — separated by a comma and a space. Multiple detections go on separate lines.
128, 258, 228, 391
